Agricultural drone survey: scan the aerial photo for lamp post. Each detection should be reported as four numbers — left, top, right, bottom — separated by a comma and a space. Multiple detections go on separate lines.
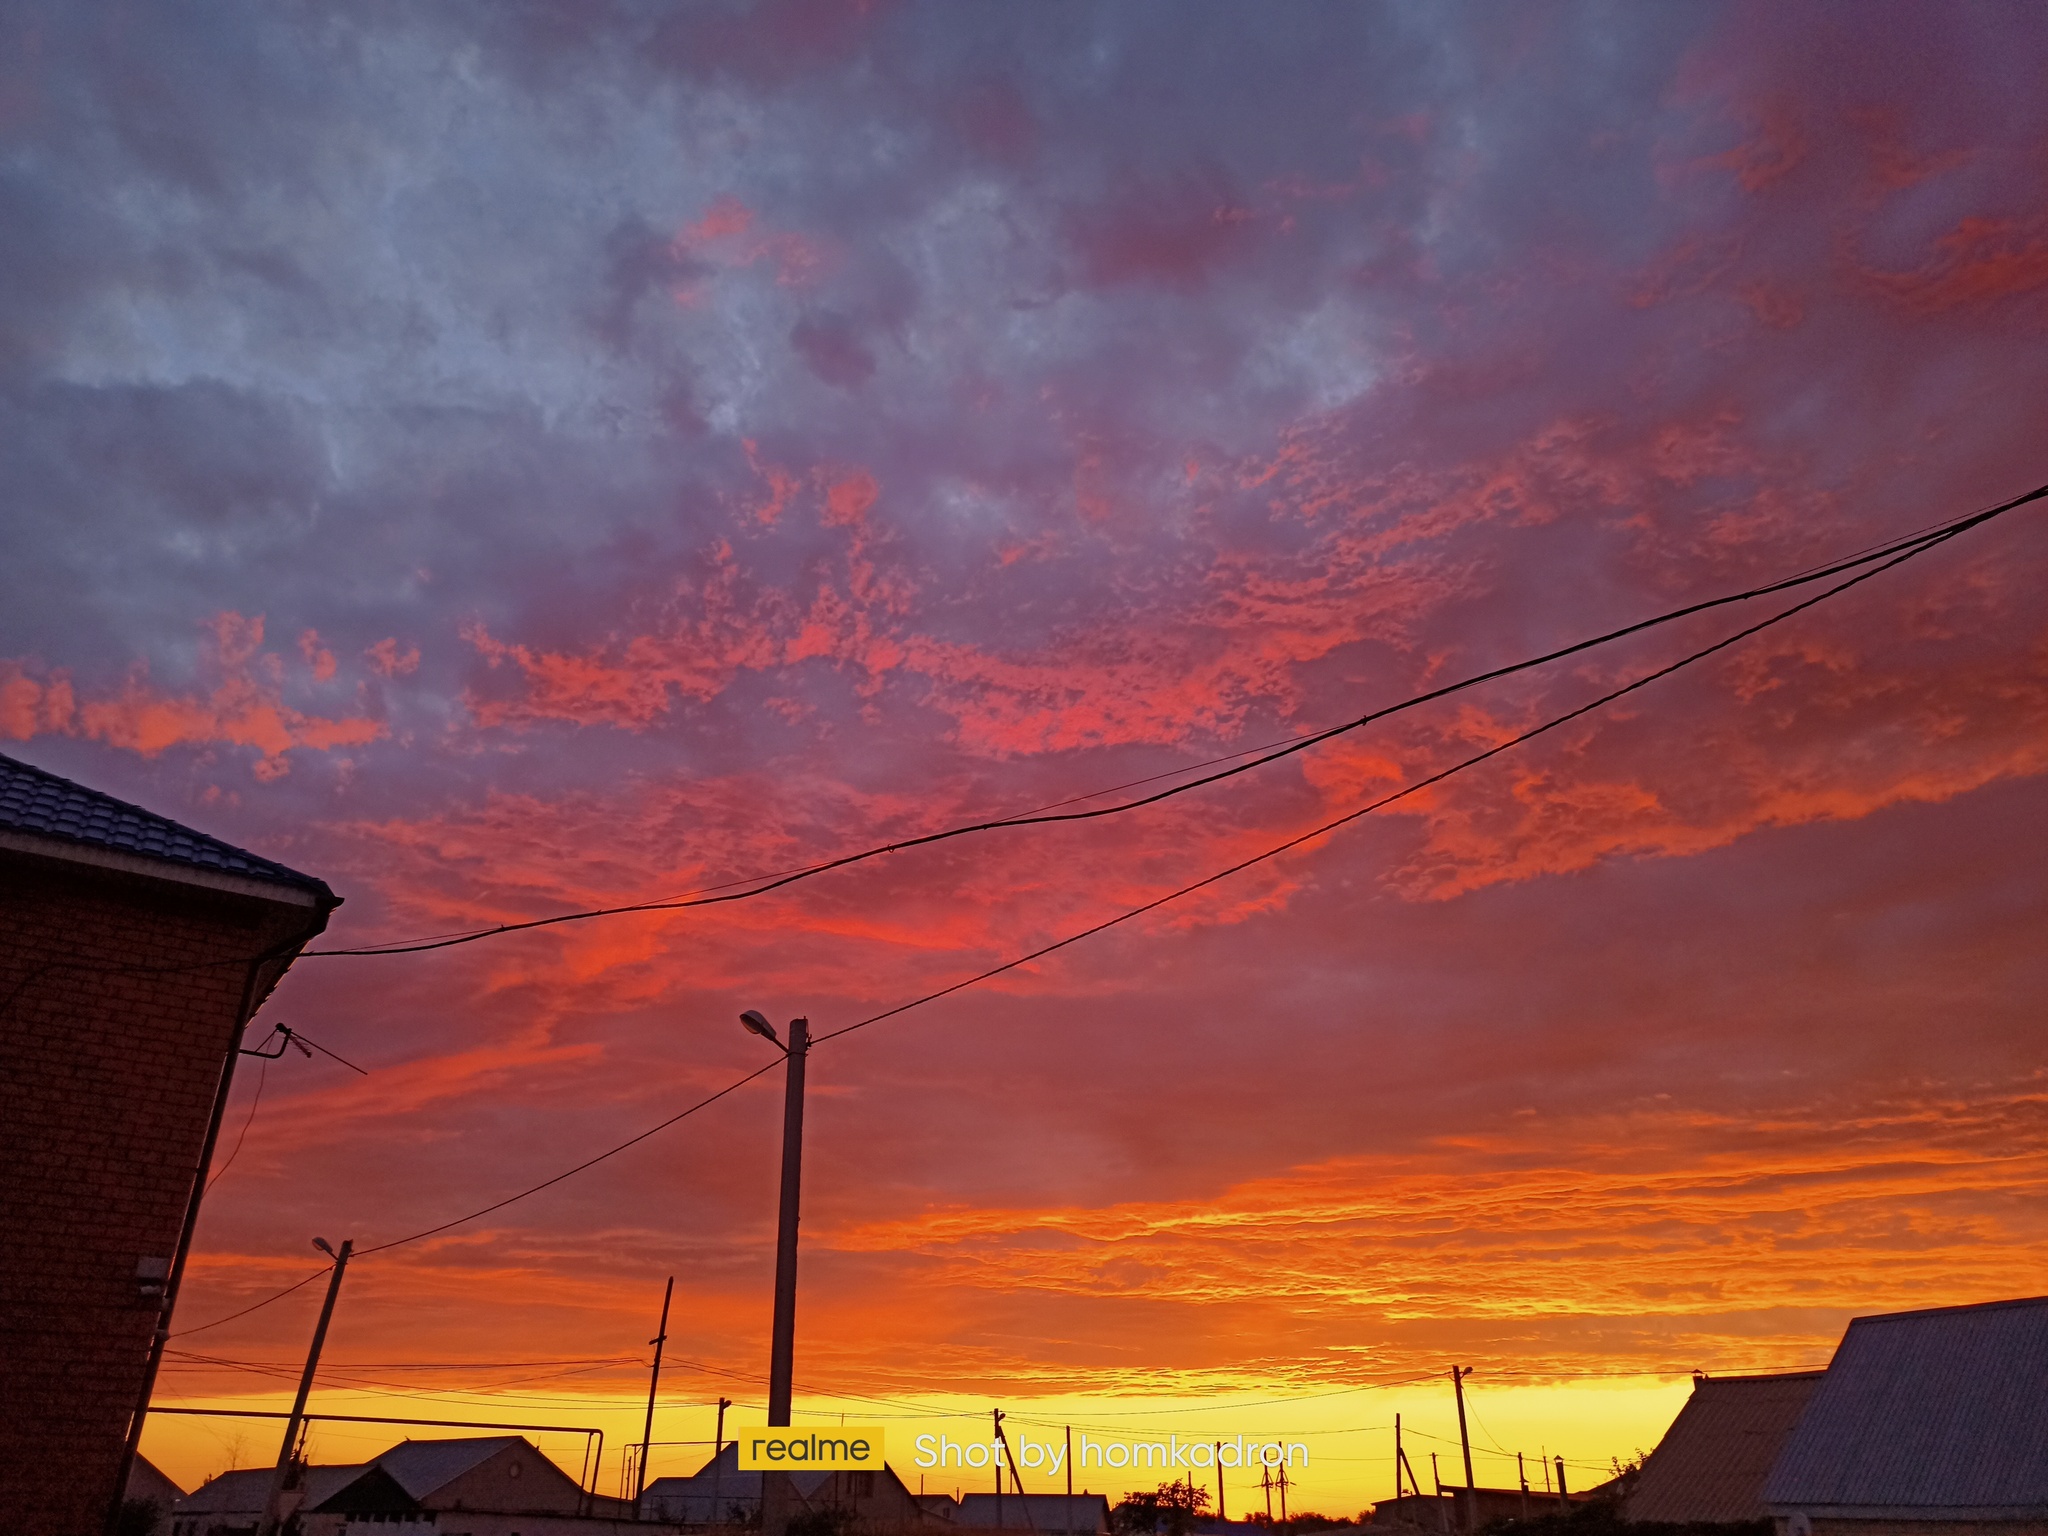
740, 1010, 809, 1427
255, 1237, 351, 1536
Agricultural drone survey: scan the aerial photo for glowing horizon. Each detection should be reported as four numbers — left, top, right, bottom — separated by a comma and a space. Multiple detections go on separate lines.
6, 3, 2046, 1517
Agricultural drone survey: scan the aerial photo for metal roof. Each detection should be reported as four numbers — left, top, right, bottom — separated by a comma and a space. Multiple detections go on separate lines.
371, 1436, 530, 1499
174, 1464, 376, 1515
0, 749, 333, 899
1764, 1294, 2048, 1515
642, 1441, 841, 1504
1626, 1371, 1823, 1523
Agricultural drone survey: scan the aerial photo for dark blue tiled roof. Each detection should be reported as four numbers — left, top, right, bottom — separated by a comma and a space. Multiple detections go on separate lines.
0, 750, 333, 899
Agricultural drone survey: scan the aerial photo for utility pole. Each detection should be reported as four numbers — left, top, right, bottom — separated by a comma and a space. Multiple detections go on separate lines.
636, 1276, 674, 1510
1276, 1463, 1289, 1523
742, 1012, 809, 1427
1261, 1463, 1272, 1523
741, 1007, 808, 1536
256, 1238, 352, 1536
1450, 1367, 1475, 1532
1554, 1457, 1569, 1512
1216, 1443, 1225, 1523
993, 1409, 1004, 1531
1518, 1453, 1529, 1520
1395, 1416, 1404, 1500
992, 1410, 1036, 1533
712, 1395, 732, 1524
1066, 1426, 1074, 1536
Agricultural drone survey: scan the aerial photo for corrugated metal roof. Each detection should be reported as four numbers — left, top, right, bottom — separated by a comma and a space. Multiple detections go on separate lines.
641, 1441, 843, 1506
1764, 1294, 2048, 1513
645, 1443, 767, 1512
174, 1463, 374, 1515
0, 749, 333, 898
372, 1435, 526, 1499
1627, 1371, 1822, 1522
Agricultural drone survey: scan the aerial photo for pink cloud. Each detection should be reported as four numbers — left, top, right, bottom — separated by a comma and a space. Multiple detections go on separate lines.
365, 637, 421, 677
298, 627, 337, 682
1861, 215, 2048, 313
1, 613, 384, 776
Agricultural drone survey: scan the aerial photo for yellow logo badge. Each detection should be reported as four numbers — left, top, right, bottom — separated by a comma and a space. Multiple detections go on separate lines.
735, 1428, 886, 1470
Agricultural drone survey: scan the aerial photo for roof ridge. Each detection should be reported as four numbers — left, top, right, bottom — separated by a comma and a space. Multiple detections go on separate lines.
1854, 1292, 2048, 1324
0, 750, 334, 898
1695, 1369, 1828, 1382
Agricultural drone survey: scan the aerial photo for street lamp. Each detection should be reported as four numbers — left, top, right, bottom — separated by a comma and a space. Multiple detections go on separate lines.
255, 1237, 352, 1536
741, 1010, 809, 1428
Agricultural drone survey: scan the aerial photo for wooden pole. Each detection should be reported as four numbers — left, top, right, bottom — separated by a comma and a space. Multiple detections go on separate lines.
767, 1018, 809, 1425
992, 1410, 1036, 1533
255, 1240, 352, 1536
1451, 1367, 1475, 1532
636, 1276, 674, 1507
713, 1396, 731, 1525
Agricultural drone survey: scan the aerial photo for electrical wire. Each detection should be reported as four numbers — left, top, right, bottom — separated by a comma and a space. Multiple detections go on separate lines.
162, 490, 2029, 1344
171, 1268, 327, 1337
199, 1029, 367, 1197
814, 527, 1953, 1046
205, 1060, 267, 1192
288, 1027, 369, 1075
352, 1057, 784, 1257
299, 483, 2045, 961
1006, 1376, 1446, 1421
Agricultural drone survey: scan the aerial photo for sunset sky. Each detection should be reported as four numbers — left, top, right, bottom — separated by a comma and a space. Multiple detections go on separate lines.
5, 0, 2047, 1511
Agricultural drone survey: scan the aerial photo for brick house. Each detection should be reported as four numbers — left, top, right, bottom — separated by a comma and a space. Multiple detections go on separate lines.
0, 751, 339, 1536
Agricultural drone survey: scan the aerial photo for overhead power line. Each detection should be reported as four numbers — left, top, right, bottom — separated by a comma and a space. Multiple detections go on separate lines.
300, 482, 2045, 960
172, 1269, 326, 1337
810, 523, 1969, 1047
169, 495, 2008, 1337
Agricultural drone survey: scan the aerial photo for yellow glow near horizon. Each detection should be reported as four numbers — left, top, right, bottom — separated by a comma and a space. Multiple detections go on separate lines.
140, 1377, 1695, 1514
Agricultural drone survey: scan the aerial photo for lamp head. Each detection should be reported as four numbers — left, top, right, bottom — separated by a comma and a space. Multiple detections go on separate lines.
312, 1237, 337, 1258
739, 1009, 781, 1046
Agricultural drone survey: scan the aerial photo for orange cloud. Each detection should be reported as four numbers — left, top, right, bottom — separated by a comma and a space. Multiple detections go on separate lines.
461, 470, 912, 730
814, 1082, 2048, 1385
1, 613, 383, 777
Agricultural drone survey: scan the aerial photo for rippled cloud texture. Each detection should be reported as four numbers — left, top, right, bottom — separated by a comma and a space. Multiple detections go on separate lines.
5, 0, 2047, 1498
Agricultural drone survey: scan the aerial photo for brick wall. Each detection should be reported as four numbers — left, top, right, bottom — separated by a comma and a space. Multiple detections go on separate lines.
0, 847, 325, 1536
